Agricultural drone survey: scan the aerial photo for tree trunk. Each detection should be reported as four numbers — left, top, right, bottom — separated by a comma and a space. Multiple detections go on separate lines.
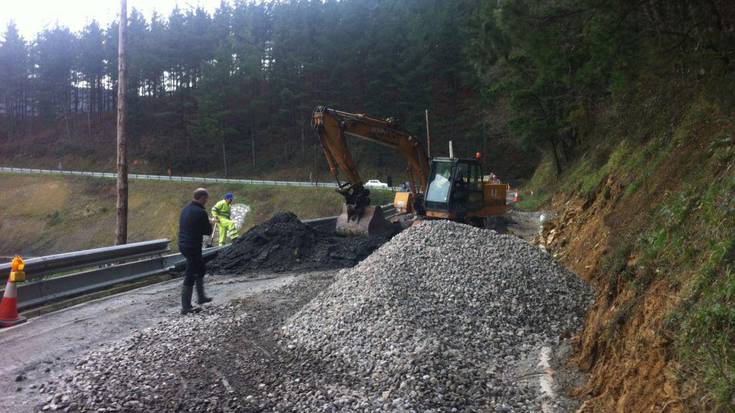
301, 125, 305, 161
251, 131, 256, 166
222, 139, 228, 178
116, 0, 129, 245
549, 136, 562, 176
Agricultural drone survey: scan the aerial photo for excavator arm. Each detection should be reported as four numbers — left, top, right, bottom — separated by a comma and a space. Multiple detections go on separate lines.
312, 106, 430, 236
312, 106, 430, 201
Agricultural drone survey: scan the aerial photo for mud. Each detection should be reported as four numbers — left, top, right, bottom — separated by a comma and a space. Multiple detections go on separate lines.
208, 212, 389, 275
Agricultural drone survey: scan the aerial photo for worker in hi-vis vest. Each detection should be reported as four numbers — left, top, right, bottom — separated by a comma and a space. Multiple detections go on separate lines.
211, 192, 239, 245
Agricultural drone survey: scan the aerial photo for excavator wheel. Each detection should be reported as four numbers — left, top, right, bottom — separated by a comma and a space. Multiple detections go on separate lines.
335, 205, 395, 237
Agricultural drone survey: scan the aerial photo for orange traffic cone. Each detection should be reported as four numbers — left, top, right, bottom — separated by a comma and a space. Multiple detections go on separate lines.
0, 256, 26, 328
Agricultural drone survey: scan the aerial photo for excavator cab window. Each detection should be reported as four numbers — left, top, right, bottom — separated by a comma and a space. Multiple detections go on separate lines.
466, 162, 484, 207
451, 163, 470, 204
425, 161, 453, 206
451, 161, 483, 210
426, 159, 485, 213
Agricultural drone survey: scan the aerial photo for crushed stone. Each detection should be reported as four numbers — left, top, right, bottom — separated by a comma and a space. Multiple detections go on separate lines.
279, 220, 592, 411
44, 220, 592, 412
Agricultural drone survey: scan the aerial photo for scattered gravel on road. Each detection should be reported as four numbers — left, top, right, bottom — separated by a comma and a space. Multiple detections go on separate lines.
43, 220, 591, 413
40, 274, 337, 413
209, 212, 388, 275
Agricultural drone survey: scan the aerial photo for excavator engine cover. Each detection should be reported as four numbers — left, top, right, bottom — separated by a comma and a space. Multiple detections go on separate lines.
336, 205, 393, 237
393, 192, 414, 214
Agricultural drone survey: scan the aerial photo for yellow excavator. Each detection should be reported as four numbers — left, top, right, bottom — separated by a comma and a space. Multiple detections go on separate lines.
312, 106, 507, 236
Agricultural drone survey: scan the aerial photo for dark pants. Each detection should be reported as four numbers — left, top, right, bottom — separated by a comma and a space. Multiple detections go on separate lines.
181, 248, 205, 287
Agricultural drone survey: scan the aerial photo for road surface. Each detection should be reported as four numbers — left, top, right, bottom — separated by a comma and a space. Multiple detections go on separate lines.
0, 272, 299, 413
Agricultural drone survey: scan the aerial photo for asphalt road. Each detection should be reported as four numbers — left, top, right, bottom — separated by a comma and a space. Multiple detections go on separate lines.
0, 273, 299, 413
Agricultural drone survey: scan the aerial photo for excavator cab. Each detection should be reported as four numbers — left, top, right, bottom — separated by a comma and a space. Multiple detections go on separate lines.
424, 158, 493, 221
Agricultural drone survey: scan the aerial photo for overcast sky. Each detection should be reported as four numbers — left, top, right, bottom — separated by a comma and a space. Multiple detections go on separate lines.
1, 0, 226, 40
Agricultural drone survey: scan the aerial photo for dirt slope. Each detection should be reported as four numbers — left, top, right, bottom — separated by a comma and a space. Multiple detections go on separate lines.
530, 94, 735, 412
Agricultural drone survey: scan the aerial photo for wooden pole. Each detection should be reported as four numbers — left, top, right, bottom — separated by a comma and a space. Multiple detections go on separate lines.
425, 109, 431, 158
115, 0, 128, 245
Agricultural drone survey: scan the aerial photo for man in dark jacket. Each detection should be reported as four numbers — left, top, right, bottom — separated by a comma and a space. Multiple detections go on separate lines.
178, 188, 214, 314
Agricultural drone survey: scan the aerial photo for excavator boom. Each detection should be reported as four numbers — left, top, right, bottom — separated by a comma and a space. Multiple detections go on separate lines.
312, 106, 430, 236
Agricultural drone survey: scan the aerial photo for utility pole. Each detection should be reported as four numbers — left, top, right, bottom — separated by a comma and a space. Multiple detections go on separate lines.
115, 0, 128, 245
425, 109, 431, 158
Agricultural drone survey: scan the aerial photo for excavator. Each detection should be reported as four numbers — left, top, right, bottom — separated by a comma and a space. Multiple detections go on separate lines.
312, 106, 507, 236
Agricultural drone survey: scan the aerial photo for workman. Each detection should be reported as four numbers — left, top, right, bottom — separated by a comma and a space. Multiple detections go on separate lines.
211, 192, 239, 245
178, 188, 214, 314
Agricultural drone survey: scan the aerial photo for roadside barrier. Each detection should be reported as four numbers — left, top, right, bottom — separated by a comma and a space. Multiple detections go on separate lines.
0, 210, 393, 315
0, 166, 401, 191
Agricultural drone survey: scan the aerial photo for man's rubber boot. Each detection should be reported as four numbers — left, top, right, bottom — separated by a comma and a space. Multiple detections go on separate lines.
195, 278, 213, 305
181, 285, 201, 315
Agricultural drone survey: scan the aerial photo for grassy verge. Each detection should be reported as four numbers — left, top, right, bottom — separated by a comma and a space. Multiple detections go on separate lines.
0, 175, 385, 256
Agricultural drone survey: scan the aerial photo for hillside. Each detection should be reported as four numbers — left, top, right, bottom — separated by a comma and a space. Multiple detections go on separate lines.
524, 88, 734, 411
0, 175, 392, 257
466, 2, 735, 409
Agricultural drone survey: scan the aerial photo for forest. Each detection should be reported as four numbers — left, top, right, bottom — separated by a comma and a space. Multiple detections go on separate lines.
0, 0, 732, 181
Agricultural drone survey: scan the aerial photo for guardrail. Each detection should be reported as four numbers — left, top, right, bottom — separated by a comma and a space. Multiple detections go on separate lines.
0, 239, 222, 311
0, 167, 402, 191
0, 166, 338, 188
0, 206, 399, 311
0, 239, 170, 281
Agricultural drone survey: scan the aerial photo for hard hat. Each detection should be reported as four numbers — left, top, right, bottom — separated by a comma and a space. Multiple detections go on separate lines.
224, 192, 234, 200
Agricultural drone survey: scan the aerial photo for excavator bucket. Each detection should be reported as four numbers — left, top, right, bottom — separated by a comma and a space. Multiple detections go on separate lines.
335, 205, 394, 237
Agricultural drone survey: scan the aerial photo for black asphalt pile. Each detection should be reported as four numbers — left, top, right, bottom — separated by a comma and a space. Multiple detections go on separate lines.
208, 212, 388, 275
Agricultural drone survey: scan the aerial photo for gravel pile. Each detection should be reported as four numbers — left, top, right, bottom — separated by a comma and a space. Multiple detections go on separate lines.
40, 275, 340, 413
43, 221, 591, 413
40, 310, 244, 412
279, 220, 592, 411
209, 212, 388, 275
